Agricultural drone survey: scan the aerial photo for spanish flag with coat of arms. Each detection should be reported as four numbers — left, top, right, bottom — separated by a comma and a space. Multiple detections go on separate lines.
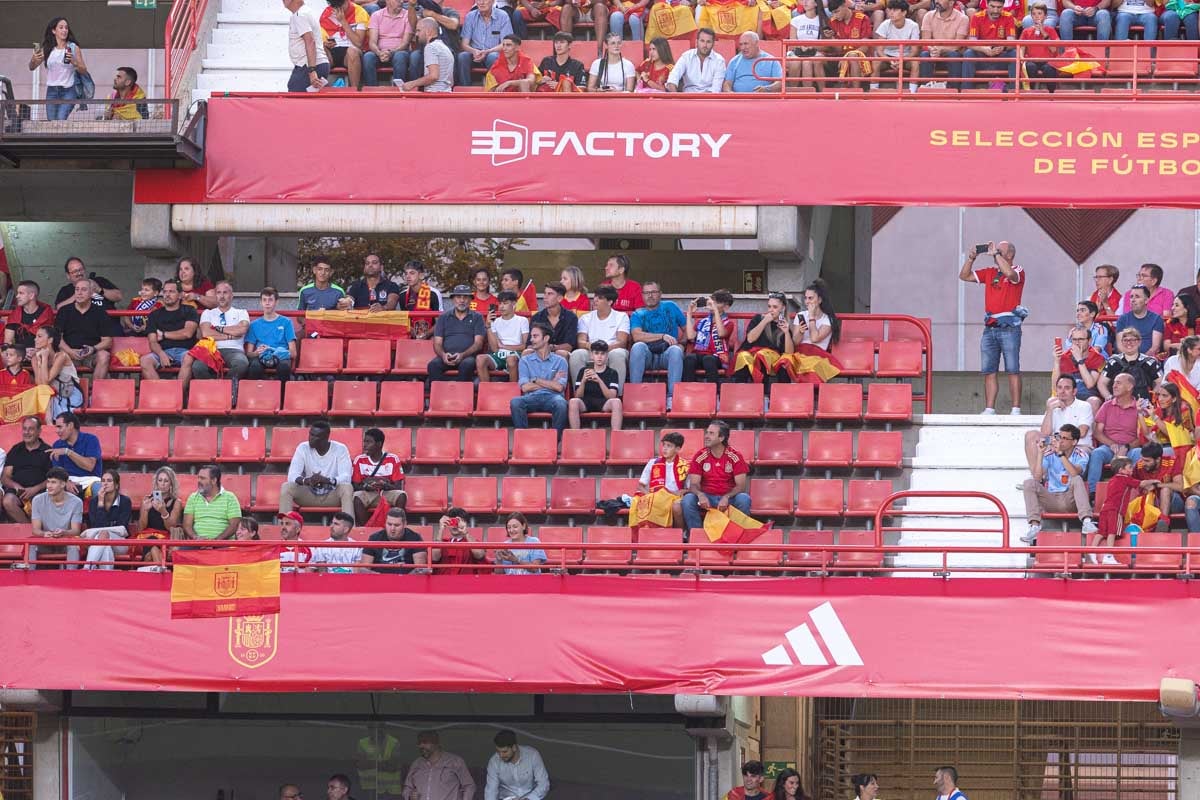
171, 544, 281, 619
703, 506, 771, 552
696, 0, 760, 38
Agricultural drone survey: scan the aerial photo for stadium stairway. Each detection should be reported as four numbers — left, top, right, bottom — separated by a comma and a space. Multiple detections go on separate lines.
197, 0, 298, 97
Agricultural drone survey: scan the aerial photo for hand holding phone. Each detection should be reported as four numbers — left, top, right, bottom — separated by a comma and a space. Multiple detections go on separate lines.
975, 243, 990, 255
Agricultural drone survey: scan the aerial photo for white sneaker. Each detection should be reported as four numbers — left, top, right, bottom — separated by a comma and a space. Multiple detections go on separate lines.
1085, 553, 1098, 564
1020, 523, 1040, 544
1100, 554, 1120, 566
1081, 518, 1098, 535
981, 408, 996, 415
1010, 407, 1022, 415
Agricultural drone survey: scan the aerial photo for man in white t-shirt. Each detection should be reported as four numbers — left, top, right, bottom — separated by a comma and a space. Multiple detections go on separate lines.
186, 281, 250, 394
1024, 375, 1095, 469
571, 285, 630, 386
875, 0, 921, 91
284, 0, 330, 92
477, 289, 530, 383
934, 766, 968, 800
311, 512, 364, 572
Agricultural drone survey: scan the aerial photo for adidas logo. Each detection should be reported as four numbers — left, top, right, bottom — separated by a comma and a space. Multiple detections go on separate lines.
761, 602, 863, 667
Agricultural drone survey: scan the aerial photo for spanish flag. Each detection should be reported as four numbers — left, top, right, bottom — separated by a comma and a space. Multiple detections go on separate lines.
629, 490, 680, 529
1125, 491, 1161, 532
516, 280, 539, 315
171, 544, 281, 620
0, 385, 54, 424
304, 309, 412, 340
758, 0, 795, 38
645, 1, 698, 40
187, 338, 226, 376
1166, 370, 1200, 418
697, 0, 760, 38
702, 506, 770, 551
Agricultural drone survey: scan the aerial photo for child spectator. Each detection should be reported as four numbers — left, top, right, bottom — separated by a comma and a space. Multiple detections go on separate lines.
1073, 300, 1111, 355
1019, 3, 1060, 90
476, 290, 529, 383
568, 340, 623, 430
122, 277, 162, 335
637, 37, 674, 91
1092, 455, 1136, 566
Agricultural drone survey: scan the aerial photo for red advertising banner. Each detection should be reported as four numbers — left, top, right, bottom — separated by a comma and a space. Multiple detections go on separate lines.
2, 573, 1199, 698
134, 96, 1200, 208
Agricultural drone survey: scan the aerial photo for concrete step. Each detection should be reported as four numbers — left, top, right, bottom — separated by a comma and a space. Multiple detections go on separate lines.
196, 71, 293, 92
904, 468, 1026, 513
208, 30, 291, 50
915, 413, 1042, 427
216, 11, 293, 25
202, 57, 295, 70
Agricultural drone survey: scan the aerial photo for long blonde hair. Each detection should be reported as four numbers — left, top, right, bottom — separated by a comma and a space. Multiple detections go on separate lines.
154, 465, 180, 502
561, 266, 588, 298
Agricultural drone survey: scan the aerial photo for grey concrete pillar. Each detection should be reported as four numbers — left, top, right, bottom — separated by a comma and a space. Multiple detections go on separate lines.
129, 202, 182, 257
1181, 726, 1200, 800
757, 206, 831, 295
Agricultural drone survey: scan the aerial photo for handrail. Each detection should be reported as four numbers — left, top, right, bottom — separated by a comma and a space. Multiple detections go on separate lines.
165, 0, 210, 102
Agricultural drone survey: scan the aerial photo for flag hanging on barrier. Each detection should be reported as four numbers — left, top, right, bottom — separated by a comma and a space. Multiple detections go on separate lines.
304, 310, 412, 340
171, 545, 281, 619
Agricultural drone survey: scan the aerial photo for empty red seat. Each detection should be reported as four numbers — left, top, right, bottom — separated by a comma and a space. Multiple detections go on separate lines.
497, 477, 548, 514
840, 318, 885, 342
1155, 46, 1200, 79
855, 430, 903, 469
559, 429, 607, 466
86, 379, 135, 415
132, 380, 183, 416
0, 523, 30, 562
452, 476, 498, 513
815, 384, 863, 422
876, 341, 923, 378
344, 339, 392, 375
232, 380, 282, 417
473, 383, 521, 419
835, 529, 883, 570
632, 528, 684, 567
534, 526, 584, 566
122, 425, 170, 463
217, 426, 268, 464
794, 479, 844, 516
170, 426, 218, 463
1032, 531, 1083, 573
608, 429, 655, 466
756, 431, 805, 468
295, 338, 344, 375
267, 427, 307, 464
719, 384, 765, 420
1132, 531, 1182, 572
787, 529, 835, 569
411, 428, 461, 465
583, 526, 632, 567
381, 428, 412, 465
122, 473, 156, 510
765, 383, 815, 420
729, 429, 756, 464
622, 383, 667, 419
426, 382, 473, 419
221, 474, 253, 511
548, 477, 596, 515
866, 383, 913, 422
750, 478, 795, 516
667, 383, 717, 420
330, 427, 362, 456
461, 428, 510, 465
392, 339, 435, 375
832, 340, 875, 377
329, 381, 378, 417
280, 380, 329, 417
735, 530, 785, 568
806, 431, 853, 469
846, 479, 893, 517
510, 429, 558, 466
377, 382, 425, 417
405, 476, 449, 514
251, 473, 286, 512
86, 427, 120, 463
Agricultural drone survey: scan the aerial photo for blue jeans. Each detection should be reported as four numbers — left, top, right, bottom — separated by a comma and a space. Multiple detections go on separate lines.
628, 343, 684, 399
45, 84, 78, 120
510, 391, 569, 431
962, 48, 1016, 88
980, 325, 1021, 375
363, 50, 412, 86
609, 8, 645, 41
681, 492, 752, 537
1086, 444, 1142, 493
456, 51, 499, 87
1059, 7, 1113, 40
1022, 12, 1060, 27
1163, 10, 1200, 39
288, 63, 331, 92
918, 49, 963, 89
1116, 10, 1158, 40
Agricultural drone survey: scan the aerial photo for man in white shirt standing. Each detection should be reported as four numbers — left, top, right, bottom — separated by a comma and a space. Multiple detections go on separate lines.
280, 421, 354, 515
283, 0, 330, 92
185, 281, 250, 396
571, 285, 630, 386
484, 730, 550, 800
666, 27, 725, 92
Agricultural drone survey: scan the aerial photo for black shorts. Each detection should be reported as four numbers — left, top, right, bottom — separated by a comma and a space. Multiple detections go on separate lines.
330, 46, 352, 69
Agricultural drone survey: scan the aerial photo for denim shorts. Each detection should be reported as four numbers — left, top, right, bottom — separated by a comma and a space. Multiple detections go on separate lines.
1074, 378, 1098, 400
150, 347, 189, 368
980, 325, 1021, 375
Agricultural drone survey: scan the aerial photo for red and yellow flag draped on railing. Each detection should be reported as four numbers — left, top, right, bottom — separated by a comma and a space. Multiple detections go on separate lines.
171, 544, 281, 619
304, 310, 412, 340
0, 385, 53, 424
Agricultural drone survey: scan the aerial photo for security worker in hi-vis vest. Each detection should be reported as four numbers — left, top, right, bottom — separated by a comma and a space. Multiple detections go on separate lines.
356, 726, 406, 799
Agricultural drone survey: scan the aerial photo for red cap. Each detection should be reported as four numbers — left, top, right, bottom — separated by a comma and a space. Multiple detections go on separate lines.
276, 511, 304, 524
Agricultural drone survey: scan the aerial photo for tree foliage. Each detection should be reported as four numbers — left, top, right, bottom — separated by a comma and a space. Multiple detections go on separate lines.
294, 237, 524, 291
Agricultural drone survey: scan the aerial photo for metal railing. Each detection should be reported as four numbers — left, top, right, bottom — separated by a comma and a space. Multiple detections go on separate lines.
165, 0, 210, 100
0, 98, 178, 131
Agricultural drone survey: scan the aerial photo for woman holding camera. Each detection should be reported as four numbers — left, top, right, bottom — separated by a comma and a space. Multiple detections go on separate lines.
29, 17, 88, 121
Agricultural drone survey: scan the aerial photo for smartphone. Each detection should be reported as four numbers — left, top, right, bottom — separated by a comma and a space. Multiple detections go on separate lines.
152, 490, 163, 502
447, 517, 460, 528
1054, 337, 1063, 352
696, 297, 708, 308
975, 243, 990, 255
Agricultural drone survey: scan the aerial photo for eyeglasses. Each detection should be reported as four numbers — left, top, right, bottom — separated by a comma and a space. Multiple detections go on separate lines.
1070, 337, 1089, 342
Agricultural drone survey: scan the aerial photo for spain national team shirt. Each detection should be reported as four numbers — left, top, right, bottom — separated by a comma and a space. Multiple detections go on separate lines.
968, 9, 1017, 40
688, 446, 750, 496
973, 265, 1024, 318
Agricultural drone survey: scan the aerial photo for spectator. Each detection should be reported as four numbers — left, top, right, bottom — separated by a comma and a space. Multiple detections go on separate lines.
851, 774, 879, 800
183, 465, 242, 543
1086, 372, 1142, 492
326, 776, 355, 800
477, 290, 529, 383
469, 267, 499, 317
1163, 0, 1200, 39
569, 340, 623, 430
530, 283, 579, 358
538, 31, 588, 89
572, 286, 631, 386
511, 323, 570, 432
246, 287, 298, 382
518, 0, 567, 32
1059, 0, 1112, 38
1019, 3, 1061, 89
559, 267, 591, 316
1, 416, 50, 524
1022, 0, 1059, 24
962, 0, 1017, 90
188, 281, 251, 390
176, 257, 216, 311
134, 466, 183, 567
1090, 263, 1121, 316
724, 31, 783, 92
364, 0, 414, 87
55, 279, 113, 379
410, 1, 465, 82
680, 421, 751, 540
428, 285, 486, 382
629, 281, 686, 403
1050, 328, 1105, 410
121, 278, 162, 336
958, 240, 1024, 415
398, 260, 441, 339
637, 36, 674, 91
53, 257, 122, 313
1091, 455, 1136, 566
933, 767, 967, 800
486, 34, 540, 91
299, 258, 347, 312
140, 279, 200, 386
5, 281, 54, 349
279, 785, 303, 800
276, 511, 312, 572
485, 730, 549, 800
1164, 334, 1200, 386
1177, 270, 1200, 316
1131, 441, 1185, 530
352, 427, 406, 525
235, 518, 259, 541
0, 345, 33, 399
403, 731, 476, 800
1162, 294, 1199, 358
1074, 300, 1110, 354
311, 512, 364, 572
874, 0, 920, 91
285, 0, 331, 92
588, 32, 637, 91
499, 268, 524, 296
1115, 285, 1164, 356
431, 508, 487, 573
732, 293, 794, 384
281, 421, 355, 516
32, 326, 82, 421
636, 430, 689, 526
771, 769, 808, 800
919, 0, 968, 88
609, 0, 648, 41
49, 412, 101, 496
459, 0, 514, 86
320, 0, 369, 89
786, 279, 843, 383
684, 290, 735, 385
1115, 0, 1158, 40
666, 28, 726, 92
1019, 423, 1095, 545
1141, 382, 1195, 460
103, 66, 146, 120
361, 507, 428, 573
828, 0, 875, 82
723, 761, 768, 800
559, 0, 611, 41
495, 512, 547, 573
29, 17, 87, 122
28, 467, 83, 568
789, 0, 831, 89
1098, 327, 1160, 401
80, 469, 132, 570
346, 253, 401, 310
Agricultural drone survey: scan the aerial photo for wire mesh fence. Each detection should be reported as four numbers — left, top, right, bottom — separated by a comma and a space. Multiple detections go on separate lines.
1, 99, 179, 134
0, 711, 35, 800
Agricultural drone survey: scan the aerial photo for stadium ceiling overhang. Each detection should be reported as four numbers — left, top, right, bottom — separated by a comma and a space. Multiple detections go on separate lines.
3, 573, 1198, 699
134, 95, 1200, 209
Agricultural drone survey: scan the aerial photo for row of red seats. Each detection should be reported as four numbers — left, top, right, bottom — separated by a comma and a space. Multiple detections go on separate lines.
86, 378, 914, 423
1031, 530, 1188, 572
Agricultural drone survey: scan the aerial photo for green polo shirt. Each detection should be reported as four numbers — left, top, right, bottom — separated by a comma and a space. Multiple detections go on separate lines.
184, 488, 242, 540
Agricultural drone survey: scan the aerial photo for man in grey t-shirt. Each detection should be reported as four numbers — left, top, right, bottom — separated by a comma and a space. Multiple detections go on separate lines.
398, 18, 455, 92
29, 467, 84, 569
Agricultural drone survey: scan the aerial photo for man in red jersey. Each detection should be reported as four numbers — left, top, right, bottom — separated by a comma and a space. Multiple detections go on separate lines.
680, 420, 751, 540
960, 239, 1024, 415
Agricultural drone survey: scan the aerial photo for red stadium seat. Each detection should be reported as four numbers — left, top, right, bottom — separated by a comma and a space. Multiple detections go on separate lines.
534, 526, 584, 566
845, 479, 893, 518
835, 529, 883, 569
805, 431, 853, 469
841, 318, 885, 342
295, 338, 344, 375
855, 430, 903, 469
132, 380, 183, 416
109, 337, 151, 373
183, 380, 234, 417
393, 340, 436, 375
694, 543, 733, 571
279, 380, 329, 417
608, 429, 655, 466
559, 429, 607, 466
832, 340, 875, 378
452, 476, 498, 514
267, 427, 307, 464
1155, 46, 1200, 80
622, 383, 667, 419
473, 383, 521, 419
794, 479, 844, 516
405, 476, 449, 514
217, 425, 268, 464
1032, 531, 1083, 573
765, 383, 814, 420
787, 530, 835, 569
598, 478, 638, 507
1132, 532, 1182, 572
426, 382, 473, 419
122, 473, 155, 511
381, 428, 412, 464
121, 425, 170, 463
632, 528, 684, 568
169, 426, 218, 463
876, 341, 923, 378
549, 477, 597, 515
667, 383, 717, 420
887, 317, 930, 343
330, 427, 361, 456
661, 428, 704, 459
252, 473, 286, 512
0, 523, 30, 562
344, 339, 392, 376
377, 382, 425, 418
510, 429, 558, 466
729, 429, 756, 464
583, 526, 632, 567
735, 530, 785, 568
411, 428, 461, 466
86, 379, 135, 415
222, 474, 253, 511
866, 383, 913, 422
750, 478, 795, 517
756, 431, 805, 468
719, 384, 765, 420
498, 477, 549, 514
85, 427, 119, 463
329, 381, 378, 418
461, 428, 510, 465
232, 380, 282, 417
815, 384, 863, 422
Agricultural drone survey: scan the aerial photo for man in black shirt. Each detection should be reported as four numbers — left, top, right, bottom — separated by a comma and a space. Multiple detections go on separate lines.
529, 282, 578, 359
361, 508, 428, 573
537, 31, 587, 89
568, 340, 622, 430
54, 257, 122, 322
4, 281, 55, 349
2, 416, 51, 523
55, 279, 113, 379
345, 253, 401, 311
427, 286, 486, 382
140, 279, 200, 384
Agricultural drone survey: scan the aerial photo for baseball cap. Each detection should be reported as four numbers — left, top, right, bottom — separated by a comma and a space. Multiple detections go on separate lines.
450, 284, 472, 297
277, 511, 304, 524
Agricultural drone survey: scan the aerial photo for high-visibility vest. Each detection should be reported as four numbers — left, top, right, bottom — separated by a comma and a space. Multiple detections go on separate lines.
356, 733, 405, 794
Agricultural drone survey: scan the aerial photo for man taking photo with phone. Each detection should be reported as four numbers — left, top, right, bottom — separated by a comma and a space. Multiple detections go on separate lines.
960, 239, 1025, 415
